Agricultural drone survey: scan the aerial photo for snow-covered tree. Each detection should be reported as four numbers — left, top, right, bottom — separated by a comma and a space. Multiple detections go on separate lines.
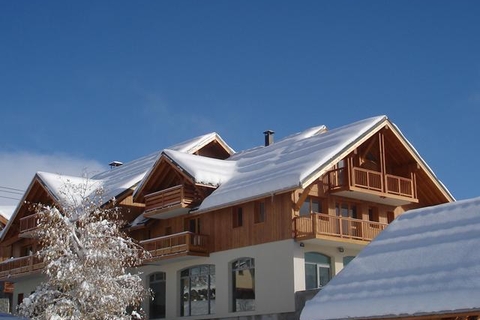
17, 182, 150, 320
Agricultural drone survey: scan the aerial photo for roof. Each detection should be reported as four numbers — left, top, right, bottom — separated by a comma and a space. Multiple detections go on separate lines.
163, 149, 236, 187
197, 115, 444, 212
1, 132, 233, 241
301, 197, 480, 320
132, 115, 452, 213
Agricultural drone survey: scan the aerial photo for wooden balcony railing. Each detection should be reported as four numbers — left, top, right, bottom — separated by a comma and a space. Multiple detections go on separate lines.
327, 166, 416, 199
140, 232, 209, 260
19, 213, 40, 236
144, 185, 196, 214
0, 255, 45, 280
293, 213, 388, 242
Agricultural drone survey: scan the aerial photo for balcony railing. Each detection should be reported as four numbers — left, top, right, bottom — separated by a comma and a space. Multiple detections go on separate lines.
144, 185, 196, 214
327, 166, 416, 200
140, 232, 209, 260
19, 213, 40, 237
0, 255, 45, 280
293, 213, 388, 242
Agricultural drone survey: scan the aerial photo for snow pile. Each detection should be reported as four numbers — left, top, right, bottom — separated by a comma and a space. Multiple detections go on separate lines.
301, 197, 480, 320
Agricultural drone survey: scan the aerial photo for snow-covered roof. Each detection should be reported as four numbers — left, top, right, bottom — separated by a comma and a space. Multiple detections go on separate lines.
301, 197, 480, 320
166, 132, 235, 155
196, 116, 387, 212
0, 206, 15, 221
163, 149, 236, 187
1, 132, 233, 241
36, 132, 233, 207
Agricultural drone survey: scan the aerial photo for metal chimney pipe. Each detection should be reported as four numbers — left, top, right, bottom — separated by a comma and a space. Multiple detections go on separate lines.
263, 130, 275, 146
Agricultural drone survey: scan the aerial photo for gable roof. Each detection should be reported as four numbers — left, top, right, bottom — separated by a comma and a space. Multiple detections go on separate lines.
1, 132, 233, 241
193, 115, 453, 213
162, 149, 236, 187
301, 197, 480, 320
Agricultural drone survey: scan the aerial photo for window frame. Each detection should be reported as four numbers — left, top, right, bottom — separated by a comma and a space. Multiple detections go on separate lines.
180, 265, 216, 317
254, 201, 266, 224
305, 252, 332, 290
149, 272, 166, 319
231, 257, 255, 312
233, 206, 243, 228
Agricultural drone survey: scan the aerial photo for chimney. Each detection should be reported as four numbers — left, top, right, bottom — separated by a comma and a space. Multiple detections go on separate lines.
109, 161, 123, 169
263, 130, 275, 146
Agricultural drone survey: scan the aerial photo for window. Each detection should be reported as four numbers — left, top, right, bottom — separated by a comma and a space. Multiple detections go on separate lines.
149, 272, 166, 319
336, 202, 359, 236
254, 201, 265, 224
232, 258, 255, 312
335, 201, 358, 219
233, 207, 243, 228
305, 252, 331, 289
368, 207, 379, 222
186, 217, 200, 233
387, 211, 395, 224
300, 197, 323, 216
180, 265, 215, 316
343, 256, 355, 267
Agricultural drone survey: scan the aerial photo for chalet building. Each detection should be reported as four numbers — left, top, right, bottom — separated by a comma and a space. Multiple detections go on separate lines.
0, 116, 454, 319
301, 197, 480, 320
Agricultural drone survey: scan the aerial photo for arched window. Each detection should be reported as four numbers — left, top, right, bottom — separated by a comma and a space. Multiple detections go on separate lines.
232, 257, 255, 312
305, 252, 331, 289
149, 272, 166, 319
180, 265, 215, 316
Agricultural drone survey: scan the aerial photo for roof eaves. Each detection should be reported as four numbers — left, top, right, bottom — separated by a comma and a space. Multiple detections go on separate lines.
132, 152, 163, 202
193, 184, 300, 214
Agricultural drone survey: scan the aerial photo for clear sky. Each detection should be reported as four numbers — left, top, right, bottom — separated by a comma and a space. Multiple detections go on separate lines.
1, 1, 479, 209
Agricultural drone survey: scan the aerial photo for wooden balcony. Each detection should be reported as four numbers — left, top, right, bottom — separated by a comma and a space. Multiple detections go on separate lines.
19, 213, 40, 238
144, 185, 196, 219
326, 165, 417, 205
0, 256, 45, 281
140, 232, 209, 261
293, 213, 388, 243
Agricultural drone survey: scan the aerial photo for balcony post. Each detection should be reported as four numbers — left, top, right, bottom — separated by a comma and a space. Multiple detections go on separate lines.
312, 213, 316, 236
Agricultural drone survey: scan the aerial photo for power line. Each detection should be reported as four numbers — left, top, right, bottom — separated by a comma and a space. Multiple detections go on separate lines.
0, 186, 24, 193
0, 189, 23, 195
0, 195, 21, 201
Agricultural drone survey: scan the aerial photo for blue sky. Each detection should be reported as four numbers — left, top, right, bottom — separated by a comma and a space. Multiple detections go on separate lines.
1, 1, 479, 207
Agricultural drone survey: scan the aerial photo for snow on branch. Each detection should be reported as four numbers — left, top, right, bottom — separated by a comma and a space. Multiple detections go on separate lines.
18, 181, 150, 320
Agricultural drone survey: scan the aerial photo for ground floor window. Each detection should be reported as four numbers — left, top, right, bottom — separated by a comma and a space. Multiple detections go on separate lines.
343, 256, 355, 267
305, 252, 331, 289
232, 257, 255, 312
149, 272, 166, 319
180, 265, 215, 316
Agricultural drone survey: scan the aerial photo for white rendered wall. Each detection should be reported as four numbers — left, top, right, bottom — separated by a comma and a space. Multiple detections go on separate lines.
138, 239, 298, 320
11, 275, 45, 312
